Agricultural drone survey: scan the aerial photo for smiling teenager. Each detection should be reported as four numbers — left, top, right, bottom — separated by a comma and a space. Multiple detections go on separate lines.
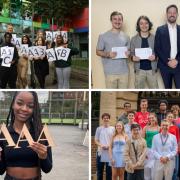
96, 11, 130, 89
130, 15, 158, 89
0, 91, 52, 180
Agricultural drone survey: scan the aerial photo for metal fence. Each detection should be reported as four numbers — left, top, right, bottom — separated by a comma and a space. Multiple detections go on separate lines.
0, 91, 88, 126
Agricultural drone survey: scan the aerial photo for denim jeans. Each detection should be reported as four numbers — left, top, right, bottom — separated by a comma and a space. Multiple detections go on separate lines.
172, 155, 179, 180
96, 153, 112, 180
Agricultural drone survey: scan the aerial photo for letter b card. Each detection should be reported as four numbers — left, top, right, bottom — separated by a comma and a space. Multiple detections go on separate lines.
55, 47, 71, 61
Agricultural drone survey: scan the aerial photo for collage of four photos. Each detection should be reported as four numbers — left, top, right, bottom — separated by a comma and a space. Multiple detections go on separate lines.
0, 0, 180, 180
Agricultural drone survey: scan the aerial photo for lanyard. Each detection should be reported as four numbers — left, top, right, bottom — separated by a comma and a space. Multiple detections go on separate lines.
160, 133, 169, 146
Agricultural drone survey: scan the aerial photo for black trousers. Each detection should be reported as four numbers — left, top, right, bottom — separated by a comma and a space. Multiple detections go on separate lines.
0, 65, 17, 89
96, 154, 112, 180
4, 174, 40, 180
35, 73, 46, 89
127, 169, 144, 180
160, 68, 180, 89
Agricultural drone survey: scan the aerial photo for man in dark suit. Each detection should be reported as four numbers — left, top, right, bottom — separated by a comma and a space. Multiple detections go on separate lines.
155, 4, 180, 89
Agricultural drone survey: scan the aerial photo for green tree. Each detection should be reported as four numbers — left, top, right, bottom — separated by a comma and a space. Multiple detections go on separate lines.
22, 0, 88, 24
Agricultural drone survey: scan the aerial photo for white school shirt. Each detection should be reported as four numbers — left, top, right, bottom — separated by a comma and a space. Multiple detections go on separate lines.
168, 23, 177, 59
95, 126, 115, 162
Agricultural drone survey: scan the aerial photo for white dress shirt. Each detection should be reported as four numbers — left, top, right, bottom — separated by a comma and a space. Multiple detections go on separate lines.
168, 23, 177, 59
152, 132, 177, 160
95, 126, 115, 162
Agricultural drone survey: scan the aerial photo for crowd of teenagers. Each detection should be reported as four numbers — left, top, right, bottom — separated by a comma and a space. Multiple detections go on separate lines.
96, 4, 180, 89
95, 99, 180, 180
0, 24, 79, 89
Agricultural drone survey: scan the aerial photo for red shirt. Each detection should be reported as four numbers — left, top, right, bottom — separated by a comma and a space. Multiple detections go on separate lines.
134, 111, 150, 129
168, 125, 180, 143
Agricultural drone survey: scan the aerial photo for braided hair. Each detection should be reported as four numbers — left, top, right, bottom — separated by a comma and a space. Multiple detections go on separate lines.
6, 91, 43, 141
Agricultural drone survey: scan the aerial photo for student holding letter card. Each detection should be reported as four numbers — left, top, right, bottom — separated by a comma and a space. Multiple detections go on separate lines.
130, 16, 158, 89
0, 91, 52, 180
17, 35, 32, 89
0, 32, 19, 89
33, 37, 49, 89
53, 34, 79, 89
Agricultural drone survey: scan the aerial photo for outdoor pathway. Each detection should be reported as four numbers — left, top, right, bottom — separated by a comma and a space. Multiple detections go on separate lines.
0, 125, 89, 180
42, 125, 89, 180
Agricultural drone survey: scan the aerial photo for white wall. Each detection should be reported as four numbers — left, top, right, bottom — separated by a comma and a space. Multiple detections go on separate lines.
92, 0, 180, 88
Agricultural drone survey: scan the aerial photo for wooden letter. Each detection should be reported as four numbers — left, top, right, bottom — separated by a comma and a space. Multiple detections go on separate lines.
37, 124, 55, 147
15, 124, 34, 148
0, 123, 16, 146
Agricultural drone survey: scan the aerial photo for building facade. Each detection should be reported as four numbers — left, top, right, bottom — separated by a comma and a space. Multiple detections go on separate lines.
91, 91, 180, 179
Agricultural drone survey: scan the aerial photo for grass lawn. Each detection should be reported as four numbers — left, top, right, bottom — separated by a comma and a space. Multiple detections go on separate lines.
72, 59, 88, 69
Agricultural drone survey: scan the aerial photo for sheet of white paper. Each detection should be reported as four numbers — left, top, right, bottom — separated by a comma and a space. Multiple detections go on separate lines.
37, 46, 46, 58
46, 31, 53, 41
20, 44, 29, 55
28, 46, 34, 58
33, 47, 41, 58
11, 34, 16, 44
46, 48, 56, 62
14, 38, 22, 49
53, 31, 61, 40
1, 47, 14, 67
61, 31, 68, 42
1, 55, 13, 67
135, 48, 152, 60
112, 46, 128, 59
100, 150, 110, 162
55, 47, 71, 61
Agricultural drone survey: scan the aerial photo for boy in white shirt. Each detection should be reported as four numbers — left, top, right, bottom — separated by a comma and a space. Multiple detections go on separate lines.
95, 113, 115, 180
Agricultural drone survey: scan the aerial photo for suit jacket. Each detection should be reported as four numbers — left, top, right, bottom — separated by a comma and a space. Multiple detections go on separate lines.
124, 137, 147, 173
154, 24, 180, 71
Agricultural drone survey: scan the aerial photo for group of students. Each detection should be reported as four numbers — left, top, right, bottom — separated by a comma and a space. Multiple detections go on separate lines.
0, 24, 79, 89
95, 99, 180, 180
96, 4, 180, 89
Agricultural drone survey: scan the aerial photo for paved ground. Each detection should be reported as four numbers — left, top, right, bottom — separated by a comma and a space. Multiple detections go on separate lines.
17, 63, 89, 89
42, 125, 89, 180
43, 126, 89, 180
45, 77, 89, 89
40, 64, 89, 89
1, 125, 89, 180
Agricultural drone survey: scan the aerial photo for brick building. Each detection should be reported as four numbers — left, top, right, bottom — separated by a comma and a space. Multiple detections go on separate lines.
91, 91, 180, 179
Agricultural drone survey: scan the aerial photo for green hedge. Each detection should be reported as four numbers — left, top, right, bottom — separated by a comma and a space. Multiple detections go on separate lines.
0, 119, 82, 124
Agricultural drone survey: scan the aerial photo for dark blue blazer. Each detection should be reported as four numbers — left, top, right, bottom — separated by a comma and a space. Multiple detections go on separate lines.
155, 24, 180, 71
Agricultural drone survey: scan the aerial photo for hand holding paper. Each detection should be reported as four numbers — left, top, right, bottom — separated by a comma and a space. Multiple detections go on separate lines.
148, 54, 155, 61
112, 46, 128, 59
135, 48, 152, 60
10, 60, 16, 65
109, 51, 117, 59
125, 50, 130, 58
1, 47, 14, 67
132, 56, 140, 62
